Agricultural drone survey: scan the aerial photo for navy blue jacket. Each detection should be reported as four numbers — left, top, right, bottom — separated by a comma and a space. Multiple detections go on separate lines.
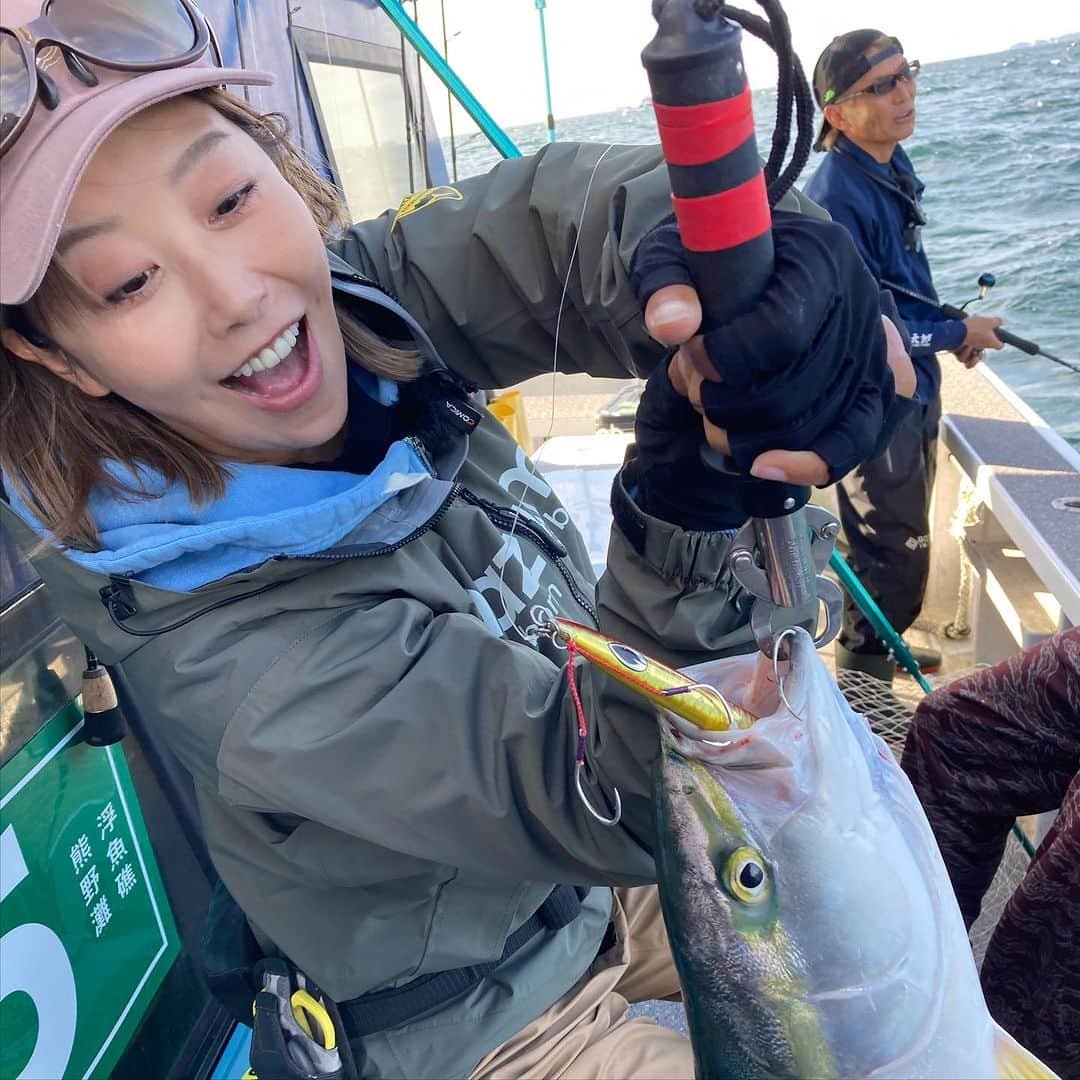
804, 136, 966, 402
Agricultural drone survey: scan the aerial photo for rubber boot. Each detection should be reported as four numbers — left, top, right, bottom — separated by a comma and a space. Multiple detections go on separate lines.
834, 643, 895, 684
896, 645, 942, 676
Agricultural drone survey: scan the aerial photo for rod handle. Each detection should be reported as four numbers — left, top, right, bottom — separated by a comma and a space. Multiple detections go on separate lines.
994, 327, 1041, 356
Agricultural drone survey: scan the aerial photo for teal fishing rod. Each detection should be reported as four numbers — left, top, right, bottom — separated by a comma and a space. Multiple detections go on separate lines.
536, 0, 557, 143
829, 551, 933, 693
375, 0, 521, 160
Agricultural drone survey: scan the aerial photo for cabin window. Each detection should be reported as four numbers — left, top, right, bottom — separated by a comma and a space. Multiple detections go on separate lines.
0, 525, 82, 765
293, 28, 430, 222
0, 525, 38, 610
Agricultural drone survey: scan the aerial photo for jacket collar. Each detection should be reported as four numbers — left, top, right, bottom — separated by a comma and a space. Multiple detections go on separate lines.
834, 136, 924, 199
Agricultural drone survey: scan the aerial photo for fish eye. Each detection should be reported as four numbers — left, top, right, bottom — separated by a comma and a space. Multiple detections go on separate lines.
725, 846, 770, 904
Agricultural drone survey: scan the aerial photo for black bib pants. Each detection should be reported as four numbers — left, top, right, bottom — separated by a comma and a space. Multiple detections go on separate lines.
836, 393, 942, 654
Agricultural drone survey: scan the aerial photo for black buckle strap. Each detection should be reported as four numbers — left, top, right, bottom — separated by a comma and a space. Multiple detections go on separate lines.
340, 885, 589, 1039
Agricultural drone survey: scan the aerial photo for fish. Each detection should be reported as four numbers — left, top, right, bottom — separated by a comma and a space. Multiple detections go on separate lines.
555, 619, 1058, 1080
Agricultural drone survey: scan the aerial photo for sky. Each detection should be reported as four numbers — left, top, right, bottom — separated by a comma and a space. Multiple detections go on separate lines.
406, 0, 1079, 134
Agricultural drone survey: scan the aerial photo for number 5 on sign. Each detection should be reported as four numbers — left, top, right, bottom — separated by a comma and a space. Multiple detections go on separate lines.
1, 704, 180, 1079
1, 825, 79, 1079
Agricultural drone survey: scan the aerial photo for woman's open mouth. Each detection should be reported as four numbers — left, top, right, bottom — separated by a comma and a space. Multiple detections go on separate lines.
220, 315, 323, 413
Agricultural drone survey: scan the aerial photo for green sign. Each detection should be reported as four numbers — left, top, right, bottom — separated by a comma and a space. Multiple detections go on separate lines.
1, 702, 180, 1079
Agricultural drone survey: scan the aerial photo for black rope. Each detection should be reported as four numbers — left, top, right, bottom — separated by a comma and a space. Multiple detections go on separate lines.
758, 0, 793, 185
716, 1, 814, 206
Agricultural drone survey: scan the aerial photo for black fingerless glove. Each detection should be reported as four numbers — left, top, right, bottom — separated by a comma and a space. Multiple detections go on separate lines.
630, 211, 911, 486
632, 360, 746, 531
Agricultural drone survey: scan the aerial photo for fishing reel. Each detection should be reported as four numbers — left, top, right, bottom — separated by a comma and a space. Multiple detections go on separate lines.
955, 271, 997, 311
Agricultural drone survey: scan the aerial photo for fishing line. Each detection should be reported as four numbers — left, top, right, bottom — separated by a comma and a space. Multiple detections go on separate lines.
486, 144, 620, 825
494, 144, 614, 644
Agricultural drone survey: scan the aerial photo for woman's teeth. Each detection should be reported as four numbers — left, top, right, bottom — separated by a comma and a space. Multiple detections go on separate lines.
230, 321, 300, 378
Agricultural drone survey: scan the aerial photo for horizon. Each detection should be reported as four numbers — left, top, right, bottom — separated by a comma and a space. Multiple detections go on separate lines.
408, 1, 1078, 134
487, 31, 1080, 131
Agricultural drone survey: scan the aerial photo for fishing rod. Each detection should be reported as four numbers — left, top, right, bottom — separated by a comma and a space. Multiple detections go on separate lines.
882, 272, 1079, 375
642, 0, 843, 658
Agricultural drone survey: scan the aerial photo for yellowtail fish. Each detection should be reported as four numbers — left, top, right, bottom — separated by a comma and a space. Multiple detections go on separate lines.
552, 619, 755, 733
565, 621, 1059, 1079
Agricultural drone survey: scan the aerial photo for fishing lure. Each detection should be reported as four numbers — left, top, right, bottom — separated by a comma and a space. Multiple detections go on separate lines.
553, 618, 755, 733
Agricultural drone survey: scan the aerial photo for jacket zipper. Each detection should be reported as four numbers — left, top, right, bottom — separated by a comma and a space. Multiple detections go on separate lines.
101, 483, 463, 636
333, 264, 401, 305
459, 488, 597, 623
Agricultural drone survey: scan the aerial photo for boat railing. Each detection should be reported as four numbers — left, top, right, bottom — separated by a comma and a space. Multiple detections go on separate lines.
930, 360, 1078, 667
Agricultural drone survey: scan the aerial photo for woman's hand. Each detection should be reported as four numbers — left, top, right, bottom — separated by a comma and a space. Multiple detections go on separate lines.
631, 212, 917, 491
644, 286, 915, 486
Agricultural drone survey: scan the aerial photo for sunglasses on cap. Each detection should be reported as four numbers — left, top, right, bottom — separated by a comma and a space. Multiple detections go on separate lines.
831, 60, 921, 105
0, 0, 218, 159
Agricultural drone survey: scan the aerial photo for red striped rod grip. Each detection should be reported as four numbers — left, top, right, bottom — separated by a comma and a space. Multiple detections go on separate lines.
671, 173, 771, 252
652, 86, 755, 166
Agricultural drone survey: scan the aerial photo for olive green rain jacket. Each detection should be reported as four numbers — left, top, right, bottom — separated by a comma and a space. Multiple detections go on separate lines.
3, 143, 821, 1078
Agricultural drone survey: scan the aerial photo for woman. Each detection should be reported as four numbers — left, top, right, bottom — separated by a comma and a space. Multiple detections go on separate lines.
0, 2, 909, 1075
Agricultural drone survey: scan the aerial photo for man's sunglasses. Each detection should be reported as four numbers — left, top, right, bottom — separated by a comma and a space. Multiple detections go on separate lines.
0, 0, 217, 159
833, 60, 921, 105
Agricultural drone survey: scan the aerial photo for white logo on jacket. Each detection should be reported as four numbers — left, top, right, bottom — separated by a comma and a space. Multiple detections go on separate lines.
468, 449, 574, 642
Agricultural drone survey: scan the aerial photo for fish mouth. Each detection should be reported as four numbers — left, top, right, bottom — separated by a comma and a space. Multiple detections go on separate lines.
659, 628, 821, 767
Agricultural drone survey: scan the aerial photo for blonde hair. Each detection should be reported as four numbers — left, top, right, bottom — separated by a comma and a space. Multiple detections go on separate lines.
1, 88, 421, 550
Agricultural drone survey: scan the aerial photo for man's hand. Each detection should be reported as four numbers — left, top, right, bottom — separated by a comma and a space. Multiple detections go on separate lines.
954, 343, 984, 369
953, 315, 1004, 368
962, 314, 1004, 352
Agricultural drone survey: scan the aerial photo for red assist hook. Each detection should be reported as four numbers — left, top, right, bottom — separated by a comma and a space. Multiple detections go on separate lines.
642, 0, 844, 655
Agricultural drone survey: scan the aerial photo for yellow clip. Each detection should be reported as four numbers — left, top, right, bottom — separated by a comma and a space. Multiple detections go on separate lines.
291, 988, 337, 1051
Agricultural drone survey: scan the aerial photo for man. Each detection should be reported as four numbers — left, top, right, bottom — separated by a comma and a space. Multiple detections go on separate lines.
804, 30, 1005, 680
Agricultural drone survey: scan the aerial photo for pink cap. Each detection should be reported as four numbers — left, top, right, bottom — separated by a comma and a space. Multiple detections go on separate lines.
0, 0, 272, 305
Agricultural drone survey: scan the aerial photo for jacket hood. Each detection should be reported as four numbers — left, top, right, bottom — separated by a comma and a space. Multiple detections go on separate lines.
6, 437, 435, 591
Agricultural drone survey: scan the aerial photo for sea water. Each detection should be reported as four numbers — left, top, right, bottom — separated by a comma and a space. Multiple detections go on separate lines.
444, 35, 1079, 444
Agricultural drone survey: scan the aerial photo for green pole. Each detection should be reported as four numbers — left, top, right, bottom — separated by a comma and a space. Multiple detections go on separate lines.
536, 0, 556, 142
375, 0, 521, 159
829, 550, 933, 694
439, 0, 458, 181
